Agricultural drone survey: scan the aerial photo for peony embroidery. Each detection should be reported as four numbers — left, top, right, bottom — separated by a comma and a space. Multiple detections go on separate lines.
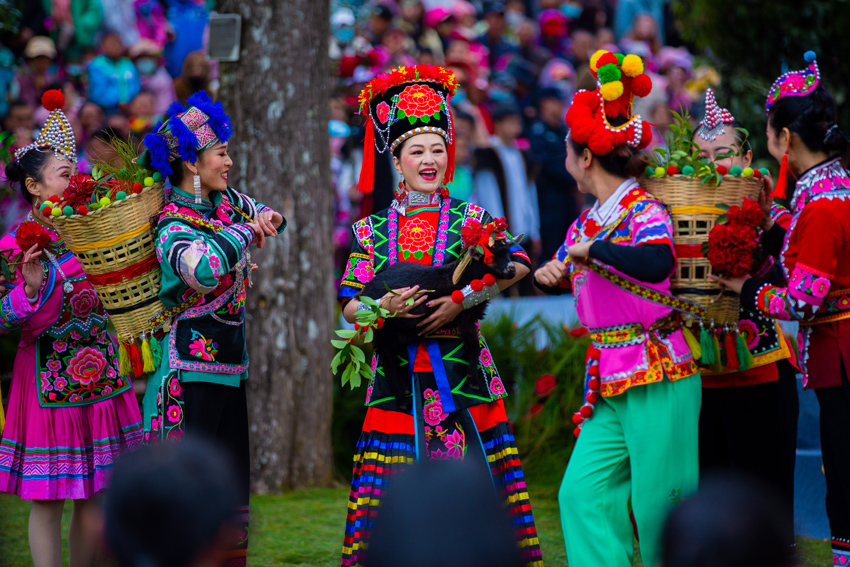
479, 348, 492, 368
167, 404, 182, 423
66, 347, 109, 385
47, 359, 62, 372
352, 260, 374, 284
70, 289, 99, 320
169, 376, 182, 397
737, 319, 761, 350
423, 388, 449, 426
811, 277, 831, 298
376, 101, 390, 124
489, 377, 506, 397
53, 376, 68, 391
396, 84, 443, 123
53, 340, 67, 353
189, 332, 218, 361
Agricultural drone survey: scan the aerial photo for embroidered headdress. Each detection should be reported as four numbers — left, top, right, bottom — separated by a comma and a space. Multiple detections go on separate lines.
696, 88, 736, 141
356, 65, 458, 193
139, 90, 232, 177
766, 51, 820, 114
14, 90, 76, 164
564, 50, 653, 155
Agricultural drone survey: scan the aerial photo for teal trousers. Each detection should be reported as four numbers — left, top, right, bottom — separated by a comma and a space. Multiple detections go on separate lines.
559, 375, 701, 567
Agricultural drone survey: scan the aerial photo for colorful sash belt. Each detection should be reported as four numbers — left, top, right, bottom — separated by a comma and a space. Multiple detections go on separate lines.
589, 314, 681, 349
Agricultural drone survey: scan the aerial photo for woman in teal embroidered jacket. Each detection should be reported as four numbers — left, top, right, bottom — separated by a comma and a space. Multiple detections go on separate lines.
337, 65, 543, 567
139, 91, 285, 567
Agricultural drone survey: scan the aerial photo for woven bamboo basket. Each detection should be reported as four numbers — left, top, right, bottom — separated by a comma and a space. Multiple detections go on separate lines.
52, 183, 166, 341
640, 175, 763, 324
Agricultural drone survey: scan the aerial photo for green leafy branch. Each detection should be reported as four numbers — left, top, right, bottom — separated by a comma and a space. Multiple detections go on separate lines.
331, 296, 391, 390
649, 110, 750, 187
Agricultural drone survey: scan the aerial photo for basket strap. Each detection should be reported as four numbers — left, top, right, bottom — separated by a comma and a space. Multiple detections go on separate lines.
148, 292, 204, 329
586, 260, 706, 320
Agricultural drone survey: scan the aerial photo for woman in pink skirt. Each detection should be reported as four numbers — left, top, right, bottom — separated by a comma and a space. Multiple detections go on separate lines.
0, 90, 143, 567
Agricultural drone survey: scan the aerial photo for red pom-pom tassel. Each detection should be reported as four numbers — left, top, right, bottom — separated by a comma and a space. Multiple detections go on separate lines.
588, 378, 600, 391
451, 290, 465, 304
586, 392, 598, 404
41, 89, 65, 112
724, 331, 739, 370
77, 205, 88, 215
589, 348, 601, 360
470, 279, 484, 292
580, 405, 593, 418
588, 365, 600, 377
482, 273, 496, 287
572, 414, 583, 425
573, 427, 581, 438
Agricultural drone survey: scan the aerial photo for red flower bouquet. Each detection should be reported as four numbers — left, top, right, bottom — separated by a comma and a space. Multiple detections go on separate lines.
63, 174, 99, 208
705, 197, 761, 278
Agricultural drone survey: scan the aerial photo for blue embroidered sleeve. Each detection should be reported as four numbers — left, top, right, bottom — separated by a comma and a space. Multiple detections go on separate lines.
0, 283, 39, 332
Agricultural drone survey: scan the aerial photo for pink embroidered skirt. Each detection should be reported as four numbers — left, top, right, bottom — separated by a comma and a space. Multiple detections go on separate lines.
0, 345, 144, 500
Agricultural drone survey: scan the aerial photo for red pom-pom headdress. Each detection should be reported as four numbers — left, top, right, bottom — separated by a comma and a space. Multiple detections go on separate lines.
14, 89, 77, 164
564, 50, 653, 155
357, 65, 458, 193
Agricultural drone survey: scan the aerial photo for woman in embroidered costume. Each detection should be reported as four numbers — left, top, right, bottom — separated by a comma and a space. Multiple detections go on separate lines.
692, 89, 798, 538
714, 52, 850, 567
138, 91, 285, 567
0, 90, 143, 567
337, 65, 543, 567
533, 50, 700, 567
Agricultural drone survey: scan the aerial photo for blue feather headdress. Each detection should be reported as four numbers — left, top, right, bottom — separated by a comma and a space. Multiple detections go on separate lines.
140, 91, 233, 177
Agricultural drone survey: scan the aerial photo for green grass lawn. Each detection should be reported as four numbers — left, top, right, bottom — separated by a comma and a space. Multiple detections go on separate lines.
0, 481, 832, 567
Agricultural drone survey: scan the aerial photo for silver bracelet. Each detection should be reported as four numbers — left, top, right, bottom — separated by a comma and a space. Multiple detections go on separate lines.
461, 283, 500, 310
356, 301, 374, 313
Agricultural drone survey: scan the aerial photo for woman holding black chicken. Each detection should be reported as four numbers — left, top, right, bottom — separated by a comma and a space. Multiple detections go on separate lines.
337, 66, 542, 567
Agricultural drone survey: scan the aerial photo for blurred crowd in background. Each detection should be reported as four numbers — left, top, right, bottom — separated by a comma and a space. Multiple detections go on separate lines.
0, 0, 724, 291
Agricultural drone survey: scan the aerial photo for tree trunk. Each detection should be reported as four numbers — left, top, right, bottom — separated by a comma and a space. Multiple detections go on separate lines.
216, 0, 333, 492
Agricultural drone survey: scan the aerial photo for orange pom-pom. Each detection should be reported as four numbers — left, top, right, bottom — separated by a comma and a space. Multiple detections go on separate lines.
41, 89, 65, 112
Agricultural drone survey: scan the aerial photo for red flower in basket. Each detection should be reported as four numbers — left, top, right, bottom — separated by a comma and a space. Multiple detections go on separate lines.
535, 374, 557, 398
63, 174, 98, 208
15, 221, 51, 252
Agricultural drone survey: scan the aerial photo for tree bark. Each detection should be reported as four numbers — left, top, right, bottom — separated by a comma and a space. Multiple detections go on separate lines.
216, 0, 333, 492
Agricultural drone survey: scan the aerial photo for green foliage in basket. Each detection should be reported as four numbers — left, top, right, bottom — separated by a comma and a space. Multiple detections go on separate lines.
91, 136, 153, 185
647, 110, 749, 187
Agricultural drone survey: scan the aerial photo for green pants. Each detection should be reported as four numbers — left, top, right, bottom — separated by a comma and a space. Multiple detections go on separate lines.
559, 375, 701, 567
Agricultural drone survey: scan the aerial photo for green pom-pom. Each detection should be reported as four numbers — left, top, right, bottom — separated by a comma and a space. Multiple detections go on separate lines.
615, 53, 625, 65
91, 202, 101, 210
119, 167, 127, 177
116, 191, 127, 200
152, 172, 163, 182
654, 166, 666, 177
62, 206, 73, 217
730, 165, 743, 177
742, 167, 754, 177
51, 207, 62, 217
597, 63, 622, 84
144, 177, 155, 187
645, 166, 655, 177
759, 167, 770, 177
682, 165, 695, 176
100, 197, 111, 206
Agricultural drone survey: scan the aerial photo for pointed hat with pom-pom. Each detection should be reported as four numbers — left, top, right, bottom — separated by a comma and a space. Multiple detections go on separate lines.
564, 50, 653, 156
14, 89, 77, 164
695, 88, 736, 141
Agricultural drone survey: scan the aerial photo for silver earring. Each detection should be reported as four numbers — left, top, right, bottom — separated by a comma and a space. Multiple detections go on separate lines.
194, 174, 202, 204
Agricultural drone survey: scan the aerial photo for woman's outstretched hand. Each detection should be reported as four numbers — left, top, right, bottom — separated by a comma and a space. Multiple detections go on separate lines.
759, 174, 776, 232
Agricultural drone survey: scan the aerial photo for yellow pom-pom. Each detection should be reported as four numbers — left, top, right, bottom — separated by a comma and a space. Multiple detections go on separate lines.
589, 50, 609, 73
600, 81, 624, 101
621, 54, 644, 78
742, 167, 754, 177
144, 177, 155, 187
655, 167, 666, 177
51, 208, 62, 217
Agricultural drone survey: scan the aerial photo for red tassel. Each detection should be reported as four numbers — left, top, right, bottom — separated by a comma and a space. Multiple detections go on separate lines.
724, 332, 739, 370
128, 341, 144, 378
445, 115, 456, 184
358, 118, 376, 193
772, 150, 791, 199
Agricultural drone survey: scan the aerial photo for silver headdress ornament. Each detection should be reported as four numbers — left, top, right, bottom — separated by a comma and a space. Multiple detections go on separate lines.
14, 89, 77, 164
695, 88, 735, 142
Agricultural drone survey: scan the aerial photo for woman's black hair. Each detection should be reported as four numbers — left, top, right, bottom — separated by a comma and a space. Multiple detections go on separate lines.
768, 86, 850, 167
4, 150, 51, 205
568, 136, 649, 179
